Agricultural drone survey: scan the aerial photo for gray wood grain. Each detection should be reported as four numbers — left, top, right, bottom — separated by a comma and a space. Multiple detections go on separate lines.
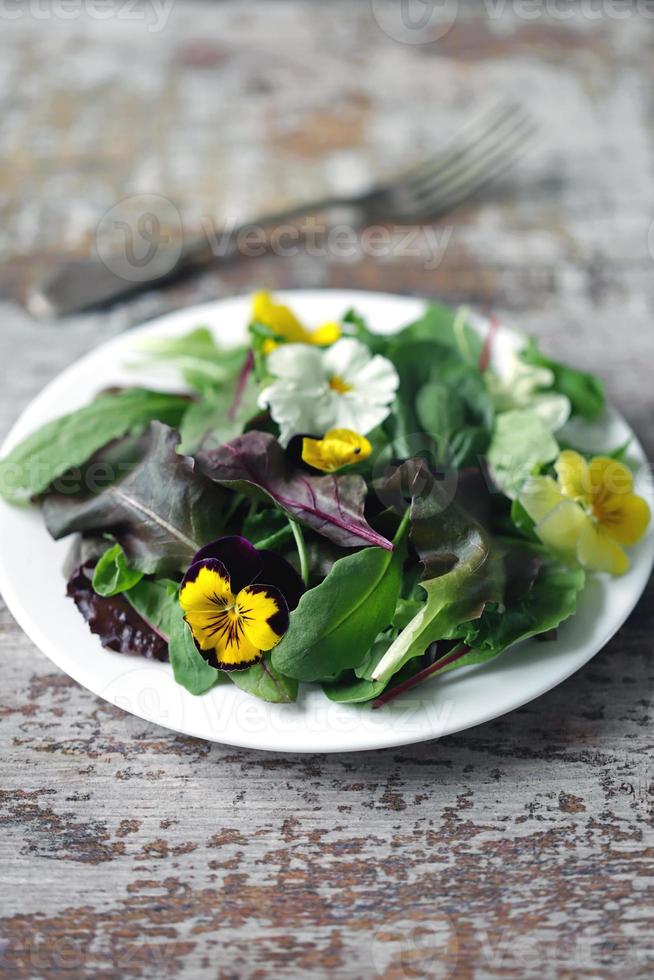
1, 4, 653, 978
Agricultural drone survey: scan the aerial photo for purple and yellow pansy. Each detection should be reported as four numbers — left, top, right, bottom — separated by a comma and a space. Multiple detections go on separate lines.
179, 536, 304, 670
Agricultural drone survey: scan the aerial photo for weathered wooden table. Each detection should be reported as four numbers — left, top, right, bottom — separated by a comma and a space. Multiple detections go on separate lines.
1, 5, 653, 977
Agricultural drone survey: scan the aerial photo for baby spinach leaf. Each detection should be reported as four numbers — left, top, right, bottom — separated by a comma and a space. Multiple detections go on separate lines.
92, 543, 144, 597
487, 409, 559, 498
0, 388, 189, 505
168, 612, 222, 695
271, 545, 403, 682
229, 656, 299, 703
521, 339, 604, 420
44, 423, 225, 575
391, 303, 483, 365
197, 430, 392, 552
323, 637, 427, 703
322, 673, 388, 703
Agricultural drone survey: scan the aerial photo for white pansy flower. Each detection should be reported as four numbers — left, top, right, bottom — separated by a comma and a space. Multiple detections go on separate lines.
486, 346, 571, 432
258, 338, 399, 446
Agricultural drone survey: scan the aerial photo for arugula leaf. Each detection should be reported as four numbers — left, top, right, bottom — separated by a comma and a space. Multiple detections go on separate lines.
92, 544, 144, 597
371, 460, 505, 683
197, 430, 392, 551
521, 339, 604, 420
487, 409, 559, 498
0, 389, 189, 505
139, 328, 248, 394
272, 545, 403, 682
44, 423, 225, 575
168, 612, 222, 695
229, 655, 299, 703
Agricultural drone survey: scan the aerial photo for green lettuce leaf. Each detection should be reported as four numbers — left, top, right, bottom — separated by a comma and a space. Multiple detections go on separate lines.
447, 546, 585, 664
138, 327, 248, 394
0, 388, 189, 505
371, 460, 505, 684
487, 409, 559, 498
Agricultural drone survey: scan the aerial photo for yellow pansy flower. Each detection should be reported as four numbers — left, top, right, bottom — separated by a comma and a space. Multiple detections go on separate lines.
302, 429, 372, 473
178, 536, 304, 670
252, 292, 341, 353
519, 450, 650, 576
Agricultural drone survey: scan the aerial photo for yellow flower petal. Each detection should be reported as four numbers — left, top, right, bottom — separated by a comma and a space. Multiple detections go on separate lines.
597, 492, 650, 546
535, 498, 588, 562
252, 291, 309, 343
179, 564, 233, 617
587, 455, 633, 499
236, 584, 286, 652
213, 627, 262, 668
252, 292, 340, 349
577, 521, 629, 576
302, 429, 372, 473
519, 475, 565, 524
554, 450, 590, 502
312, 321, 342, 346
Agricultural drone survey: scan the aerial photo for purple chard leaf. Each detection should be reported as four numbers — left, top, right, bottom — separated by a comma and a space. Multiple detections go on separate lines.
196, 431, 392, 551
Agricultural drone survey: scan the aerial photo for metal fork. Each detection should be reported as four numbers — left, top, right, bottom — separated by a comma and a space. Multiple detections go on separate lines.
28, 102, 537, 317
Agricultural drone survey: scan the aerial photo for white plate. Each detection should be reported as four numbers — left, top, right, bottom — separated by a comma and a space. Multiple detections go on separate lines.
1, 290, 652, 753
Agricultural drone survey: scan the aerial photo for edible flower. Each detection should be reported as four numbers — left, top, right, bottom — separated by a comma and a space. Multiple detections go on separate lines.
252, 291, 341, 353
258, 338, 399, 446
179, 536, 304, 670
485, 346, 570, 432
519, 450, 650, 575
302, 428, 372, 473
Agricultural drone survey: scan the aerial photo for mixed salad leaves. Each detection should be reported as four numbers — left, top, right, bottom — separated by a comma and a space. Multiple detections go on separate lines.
0, 293, 649, 707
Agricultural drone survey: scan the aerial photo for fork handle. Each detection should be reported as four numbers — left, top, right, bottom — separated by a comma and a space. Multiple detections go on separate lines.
28, 193, 356, 317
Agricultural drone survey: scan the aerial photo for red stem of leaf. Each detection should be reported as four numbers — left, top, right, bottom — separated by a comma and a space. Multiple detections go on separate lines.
371, 645, 471, 709
229, 349, 255, 421
478, 316, 499, 373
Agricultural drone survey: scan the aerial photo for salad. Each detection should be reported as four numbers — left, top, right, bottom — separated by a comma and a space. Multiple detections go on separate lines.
0, 293, 649, 707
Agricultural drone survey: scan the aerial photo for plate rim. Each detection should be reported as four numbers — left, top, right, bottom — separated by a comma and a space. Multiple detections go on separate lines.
1, 288, 653, 753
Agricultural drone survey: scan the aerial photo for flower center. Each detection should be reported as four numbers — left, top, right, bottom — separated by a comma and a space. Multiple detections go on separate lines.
329, 374, 352, 394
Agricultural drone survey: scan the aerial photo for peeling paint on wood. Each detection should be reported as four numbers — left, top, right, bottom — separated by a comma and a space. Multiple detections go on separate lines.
1, 4, 654, 978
